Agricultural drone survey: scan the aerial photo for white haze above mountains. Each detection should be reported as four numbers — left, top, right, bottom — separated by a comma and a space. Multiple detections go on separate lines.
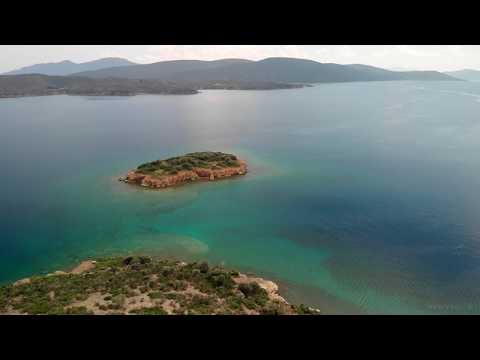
4, 45, 480, 73
1, 57, 469, 83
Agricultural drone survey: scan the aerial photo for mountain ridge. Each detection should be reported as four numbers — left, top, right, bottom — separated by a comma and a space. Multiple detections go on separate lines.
71, 57, 460, 83
445, 69, 480, 81
71, 59, 254, 80
4, 57, 137, 76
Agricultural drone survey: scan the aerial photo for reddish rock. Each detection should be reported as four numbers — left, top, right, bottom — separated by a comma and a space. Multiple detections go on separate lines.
122, 160, 247, 189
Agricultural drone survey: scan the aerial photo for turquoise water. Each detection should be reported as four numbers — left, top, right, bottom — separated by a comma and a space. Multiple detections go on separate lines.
3, 81, 480, 314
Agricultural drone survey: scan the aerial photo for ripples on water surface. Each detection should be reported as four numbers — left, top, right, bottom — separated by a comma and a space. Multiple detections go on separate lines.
2, 81, 480, 313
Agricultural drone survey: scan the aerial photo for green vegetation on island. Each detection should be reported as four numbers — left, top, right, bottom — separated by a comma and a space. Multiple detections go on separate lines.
0, 256, 319, 315
136, 152, 240, 177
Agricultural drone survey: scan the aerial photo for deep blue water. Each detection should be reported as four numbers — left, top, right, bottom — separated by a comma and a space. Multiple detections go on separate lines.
2, 81, 480, 314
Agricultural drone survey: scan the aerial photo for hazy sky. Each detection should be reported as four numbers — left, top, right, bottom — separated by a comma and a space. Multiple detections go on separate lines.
1, 45, 479, 73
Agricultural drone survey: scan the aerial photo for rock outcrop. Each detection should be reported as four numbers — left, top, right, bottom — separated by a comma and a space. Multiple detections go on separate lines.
121, 159, 247, 189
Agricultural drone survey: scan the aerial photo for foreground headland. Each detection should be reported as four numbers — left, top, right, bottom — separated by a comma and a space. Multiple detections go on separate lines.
0, 256, 320, 315
120, 152, 248, 189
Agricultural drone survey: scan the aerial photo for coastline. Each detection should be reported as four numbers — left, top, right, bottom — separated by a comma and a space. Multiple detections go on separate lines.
1, 256, 320, 315
120, 157, 248, 190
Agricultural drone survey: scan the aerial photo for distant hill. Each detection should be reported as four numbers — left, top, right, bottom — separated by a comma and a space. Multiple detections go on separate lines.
72, 59, 253, 80
4, 58, 137, 76
445, 69, 480, 81
72, 57, 459, 83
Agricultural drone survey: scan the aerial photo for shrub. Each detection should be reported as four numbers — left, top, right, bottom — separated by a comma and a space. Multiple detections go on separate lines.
199, 262, 209, 274
191, 295, 211, 307
112, 294, 125, 307
260, 305, 281, 315
139, 256, 151, 265
122, 256, 134, 266
189, 295, 214, 314
242, 298, 257, 310
66, 306, 93, 315
296, 304, 319, 315
148, 292, 163, 299
207, 273, 233, 289
165, 293, 178, 300
162, 267, 173, 277
226, 296, 242, 310
131, 307, 168, 315
238, 282, 263, 297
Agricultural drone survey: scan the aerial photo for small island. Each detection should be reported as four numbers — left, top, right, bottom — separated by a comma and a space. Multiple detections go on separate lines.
119, 152, 248, 189
0, 256, 320, 315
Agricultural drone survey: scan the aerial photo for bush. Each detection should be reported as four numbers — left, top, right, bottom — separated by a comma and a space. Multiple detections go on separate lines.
238, 282, 263, 297
148, 292, 163, 299
226, 296, 242, 310
139, 256, 151, 265
191, 295, 211, 307
165, 293, 178, 300
242, 298, 257, 310
207, 273, 233, 289
112, 294, 125, 307
66, 306, 93, 315
199, 262, 209, 274
189, 295, 214, 314
130, 307, 168, 315
108, 303, 121, 310
162, 267, 173, 277
296, 304, 319, 315
260, 305, 281, 315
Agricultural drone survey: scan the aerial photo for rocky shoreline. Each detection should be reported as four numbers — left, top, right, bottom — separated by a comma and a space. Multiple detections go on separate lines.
120, 159, 247, 189
119, 152, 248, 189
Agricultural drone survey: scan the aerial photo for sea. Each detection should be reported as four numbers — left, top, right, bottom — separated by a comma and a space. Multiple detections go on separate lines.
2, 80, 480, 314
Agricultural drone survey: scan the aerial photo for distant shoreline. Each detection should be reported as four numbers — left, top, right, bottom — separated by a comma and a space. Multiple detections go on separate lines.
0, 74, 306, 99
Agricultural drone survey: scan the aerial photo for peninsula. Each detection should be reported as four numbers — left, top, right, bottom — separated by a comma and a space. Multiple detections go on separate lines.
0, 74, 303, 99
0, 256, 320, 315
120, 152, 247, 189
